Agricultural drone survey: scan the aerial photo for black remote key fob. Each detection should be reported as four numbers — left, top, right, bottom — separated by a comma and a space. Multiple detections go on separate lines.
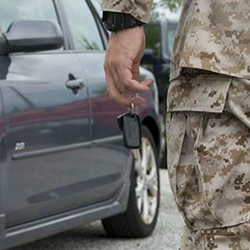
117, 112, 141, 149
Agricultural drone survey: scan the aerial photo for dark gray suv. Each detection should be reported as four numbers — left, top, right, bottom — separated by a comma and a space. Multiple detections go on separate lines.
0, 0, 161, 249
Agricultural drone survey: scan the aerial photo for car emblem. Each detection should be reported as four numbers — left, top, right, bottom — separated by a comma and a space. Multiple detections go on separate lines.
15, 142, 25, 151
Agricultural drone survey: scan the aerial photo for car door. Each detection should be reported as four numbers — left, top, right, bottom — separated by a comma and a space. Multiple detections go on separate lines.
0, 0, 91, 227
60, 0, 131, 204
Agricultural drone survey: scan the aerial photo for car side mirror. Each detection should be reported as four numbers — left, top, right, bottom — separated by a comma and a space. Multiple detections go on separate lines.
0, 20, 64, 55
141, 49, 156, 65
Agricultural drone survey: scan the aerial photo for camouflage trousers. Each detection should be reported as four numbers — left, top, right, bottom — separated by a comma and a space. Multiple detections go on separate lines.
166, 74, 250, 250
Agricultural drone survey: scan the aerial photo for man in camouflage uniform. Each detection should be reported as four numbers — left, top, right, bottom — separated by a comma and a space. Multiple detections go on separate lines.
101, 0, 250, 249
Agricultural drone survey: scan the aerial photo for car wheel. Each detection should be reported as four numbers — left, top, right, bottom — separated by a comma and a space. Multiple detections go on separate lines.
102, 125, 160, 238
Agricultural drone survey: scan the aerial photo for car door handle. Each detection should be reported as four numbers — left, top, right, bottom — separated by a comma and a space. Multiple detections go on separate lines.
66, 79, 85, 89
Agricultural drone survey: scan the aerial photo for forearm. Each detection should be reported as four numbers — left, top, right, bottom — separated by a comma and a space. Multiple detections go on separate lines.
101, 0, 153, 23
102, 0, 154, 108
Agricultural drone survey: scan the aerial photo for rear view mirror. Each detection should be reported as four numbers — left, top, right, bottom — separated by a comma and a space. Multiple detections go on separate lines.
0, 20, 63, 55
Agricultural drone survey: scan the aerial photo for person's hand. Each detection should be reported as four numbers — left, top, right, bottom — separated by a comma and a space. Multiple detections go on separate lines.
104, 26, 154, 108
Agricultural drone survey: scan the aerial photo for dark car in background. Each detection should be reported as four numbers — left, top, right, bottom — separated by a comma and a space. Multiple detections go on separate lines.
142, 14, 179, 168
0, 0, 162, 249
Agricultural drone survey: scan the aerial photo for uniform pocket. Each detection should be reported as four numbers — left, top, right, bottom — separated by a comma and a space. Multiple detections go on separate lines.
167, 113, 186, 202
167, 73, 232, 113
194, 112, 250, 227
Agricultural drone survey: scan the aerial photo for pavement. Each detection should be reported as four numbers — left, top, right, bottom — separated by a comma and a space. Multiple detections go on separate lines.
12, 170, 184, 250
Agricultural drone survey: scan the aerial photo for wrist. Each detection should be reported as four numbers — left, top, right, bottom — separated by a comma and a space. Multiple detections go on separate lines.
110, 26, 145, 42
102, 11, 145, 32
111, 25, 144, 34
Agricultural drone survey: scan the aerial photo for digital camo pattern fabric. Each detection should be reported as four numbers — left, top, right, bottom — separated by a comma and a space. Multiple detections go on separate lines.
167, 69, 231, 113
180, 224, 250, 250
166, 74, 250, 249
101, 0, 153, 23
171, 0, 250, 81
102, 0, 250, 80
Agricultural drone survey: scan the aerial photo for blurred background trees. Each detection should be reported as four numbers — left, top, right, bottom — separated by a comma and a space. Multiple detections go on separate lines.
154, 0, 182, 11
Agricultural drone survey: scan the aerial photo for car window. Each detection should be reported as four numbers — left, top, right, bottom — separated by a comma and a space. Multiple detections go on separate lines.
0, 0, 58, 32
61, 0, 103, 51
91, 0, 102, 18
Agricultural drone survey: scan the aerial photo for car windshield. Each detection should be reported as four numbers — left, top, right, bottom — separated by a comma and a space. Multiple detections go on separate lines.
0, 0, 58, 32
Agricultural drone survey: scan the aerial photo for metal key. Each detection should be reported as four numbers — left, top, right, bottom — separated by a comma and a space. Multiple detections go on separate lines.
117, 100, 142, 149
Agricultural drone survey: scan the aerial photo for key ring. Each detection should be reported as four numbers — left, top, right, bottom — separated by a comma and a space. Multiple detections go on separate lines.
128, 98, 135, 114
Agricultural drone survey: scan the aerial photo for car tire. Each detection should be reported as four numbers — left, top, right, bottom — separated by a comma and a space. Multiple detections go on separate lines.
102, 125, 160, 238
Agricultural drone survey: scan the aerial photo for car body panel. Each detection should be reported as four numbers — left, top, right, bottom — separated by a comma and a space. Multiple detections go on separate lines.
75, 51, 129, 204
0, 155, 132, 250
0, 52, 92, 228
0, 0, 161, 249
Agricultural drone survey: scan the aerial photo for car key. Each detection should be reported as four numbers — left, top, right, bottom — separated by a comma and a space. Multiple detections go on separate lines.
117, 100, 141, 149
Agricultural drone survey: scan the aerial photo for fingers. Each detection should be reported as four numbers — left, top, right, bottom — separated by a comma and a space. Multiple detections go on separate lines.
132, 37, 145, 81
132, 62, 140, 81
116, 66, 153, 93
105, 62, 154, 108
105, 69, 146, 108
111, 68, 127, 94
103, 27, 151, 108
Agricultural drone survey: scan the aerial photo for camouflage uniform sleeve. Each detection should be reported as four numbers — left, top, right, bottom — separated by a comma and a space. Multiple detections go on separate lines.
101, 0, 153, 23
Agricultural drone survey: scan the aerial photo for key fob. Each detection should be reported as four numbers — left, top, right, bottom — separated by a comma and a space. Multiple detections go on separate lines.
117, 112, 141, 149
